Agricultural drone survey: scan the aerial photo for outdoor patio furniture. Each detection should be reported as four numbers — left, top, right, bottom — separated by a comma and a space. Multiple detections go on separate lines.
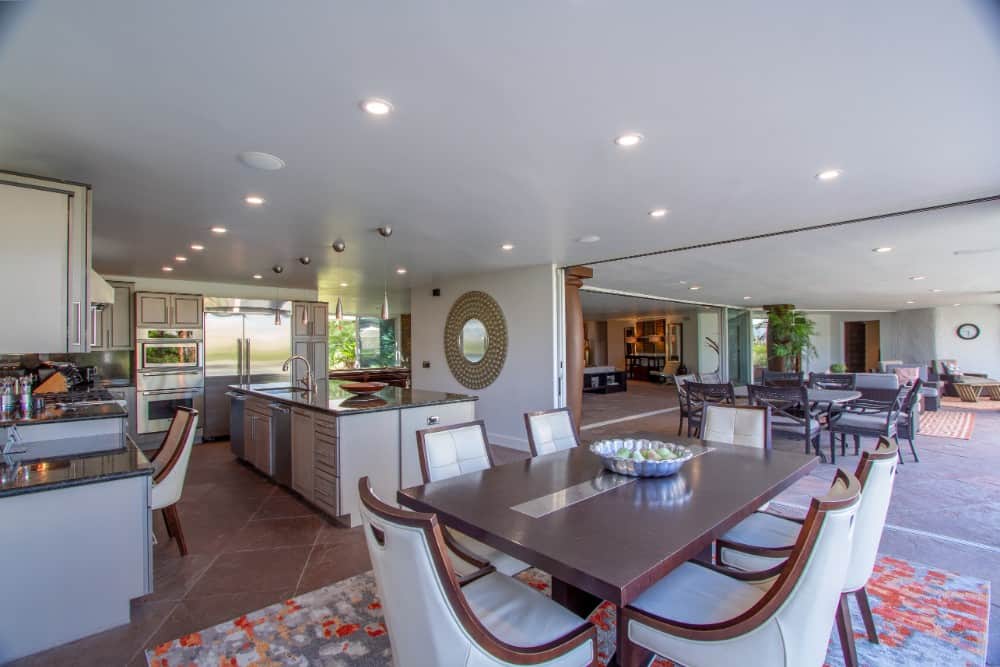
852, 372, 900, 402
827, 386, 908, 464
685, 381, 735, 438
674, 373, 698, 436
747, 384, 823, 458
896, 379, 924, 462
935, 359, 989, 397
761, 370, 804, 387
880, 362, 943, 411
952, 377, 1000, 403
808, 373, 856, 390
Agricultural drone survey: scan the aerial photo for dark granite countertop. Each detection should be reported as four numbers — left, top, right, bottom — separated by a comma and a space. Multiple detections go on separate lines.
0, 435, 152, 498
0, 401, 127, 428
229, 380, 477, 416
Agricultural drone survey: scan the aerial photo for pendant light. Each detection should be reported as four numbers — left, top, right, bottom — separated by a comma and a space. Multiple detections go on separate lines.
332, 239, 346, 320
272, 265, 284, 326
377, 226, 392, 320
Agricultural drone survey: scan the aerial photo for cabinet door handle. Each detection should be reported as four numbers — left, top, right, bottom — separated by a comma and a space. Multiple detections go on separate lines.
427, 415, 439, 425
72, 301, 82, 346
91, 307, 98, 346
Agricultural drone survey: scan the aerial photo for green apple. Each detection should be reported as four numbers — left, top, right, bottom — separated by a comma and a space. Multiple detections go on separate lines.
643, 449, 661, 461
615, 447, 632, 459
631, 450, 646, 462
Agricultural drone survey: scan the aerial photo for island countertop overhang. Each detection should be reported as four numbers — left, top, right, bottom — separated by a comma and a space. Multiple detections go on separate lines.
227, 380, 477, 416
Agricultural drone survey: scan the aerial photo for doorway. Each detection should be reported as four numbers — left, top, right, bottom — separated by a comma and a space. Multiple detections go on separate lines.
844, 320, 880, 372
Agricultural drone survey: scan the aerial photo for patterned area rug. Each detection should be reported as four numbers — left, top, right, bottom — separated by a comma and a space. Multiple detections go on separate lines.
147, 556, 989, 666
919, 410, 975, 439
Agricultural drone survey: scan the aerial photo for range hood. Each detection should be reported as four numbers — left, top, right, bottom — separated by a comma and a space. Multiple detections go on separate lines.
89, 269, 115, 305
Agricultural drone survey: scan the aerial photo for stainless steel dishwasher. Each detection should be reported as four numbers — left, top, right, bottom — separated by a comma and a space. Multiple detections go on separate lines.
226, 391, 247, 458
269, 402, 292, 487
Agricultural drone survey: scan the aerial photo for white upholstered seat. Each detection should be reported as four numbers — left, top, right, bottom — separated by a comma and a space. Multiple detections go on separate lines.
622, 470, 861, 667
717, 438, 899, 666
358, 477, 596, 667
700, 405, 770, 448
150, 407, 199, 556
524, 408, 579, 457
417, 421, 530, 576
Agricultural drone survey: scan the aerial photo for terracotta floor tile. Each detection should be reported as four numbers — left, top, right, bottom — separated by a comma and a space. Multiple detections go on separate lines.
315, 521, 368, 546
253, 490, 321, 520
184, 545, 311, 599
297, 542, 371, 595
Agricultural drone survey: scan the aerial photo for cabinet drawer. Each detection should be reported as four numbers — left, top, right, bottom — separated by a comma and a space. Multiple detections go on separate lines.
314, 438, 337, 473
313, 469, 338, 512
314, 415, 337, 436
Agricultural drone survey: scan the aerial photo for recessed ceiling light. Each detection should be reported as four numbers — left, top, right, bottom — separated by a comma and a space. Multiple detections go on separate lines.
930, 288, 943, 293
500, 243, 515, 251
577, 235, 601, 243
162, 266, 173, 272
174, 256, 187, 262
360, 98, 393, 115
816, 169, 843, 181
396, 267, 407, 274
909, 275, 926, 281
678, 280, 687, 285
211, 226, 227, 234
339, 282, 349, 288
953, 303, 962, 307
872, 247, 893, 253
190, 243, 204, 251
689, 285, 701, 291
614, 133, 643, 147
244, 196, 265, 206
743, 296, 752, 300
905, 300, 915, 304
238, 151, 285, 171
649, 208, 668, 219
252, 274, 262, 280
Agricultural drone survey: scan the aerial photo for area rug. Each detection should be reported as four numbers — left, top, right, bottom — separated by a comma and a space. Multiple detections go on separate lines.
147, 556, 989, 667
919, 410, 975, 439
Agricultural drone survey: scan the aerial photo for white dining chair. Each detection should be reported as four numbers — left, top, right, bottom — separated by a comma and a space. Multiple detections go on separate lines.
619, 470, 862, 667
149, 407, 199, 556
358, 477, 597, 667
700, 404, 771, 449
715, 438, 898, 667
416, 421, 530, 576
524, 408, 579, 456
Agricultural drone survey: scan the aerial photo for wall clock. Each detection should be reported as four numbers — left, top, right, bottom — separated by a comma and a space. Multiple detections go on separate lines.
956, 323, 980, 340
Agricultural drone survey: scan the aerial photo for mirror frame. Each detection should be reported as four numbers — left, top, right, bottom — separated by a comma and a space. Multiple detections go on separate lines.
444, 291, 508, 389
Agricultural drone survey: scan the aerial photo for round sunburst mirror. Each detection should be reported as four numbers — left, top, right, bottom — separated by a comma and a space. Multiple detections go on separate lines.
444, 291, 507, 389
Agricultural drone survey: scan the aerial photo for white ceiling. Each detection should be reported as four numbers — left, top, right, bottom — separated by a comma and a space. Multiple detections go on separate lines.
581, 289, 706, 321
1, 1, 999, 307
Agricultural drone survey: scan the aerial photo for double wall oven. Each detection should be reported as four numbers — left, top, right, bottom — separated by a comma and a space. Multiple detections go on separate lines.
136, 328, 204, 434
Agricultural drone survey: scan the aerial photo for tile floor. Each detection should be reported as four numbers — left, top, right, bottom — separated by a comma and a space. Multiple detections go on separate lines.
12, 388, 999, 665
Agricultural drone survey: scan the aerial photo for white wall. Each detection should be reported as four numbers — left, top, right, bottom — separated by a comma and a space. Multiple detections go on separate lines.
103, 274, 319, 301
934, 305, 1000, 378
804, 311, 896, 370
697, 312, 721, 374
410, 264, 558, 450
891, 308, 936, 364
804, 313, 832, 373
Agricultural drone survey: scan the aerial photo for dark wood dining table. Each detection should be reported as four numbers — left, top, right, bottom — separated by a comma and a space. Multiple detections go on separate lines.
397, 433, 819, 665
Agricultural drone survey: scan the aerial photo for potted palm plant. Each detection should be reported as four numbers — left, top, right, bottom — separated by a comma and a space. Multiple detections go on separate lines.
767, 308, 817, 372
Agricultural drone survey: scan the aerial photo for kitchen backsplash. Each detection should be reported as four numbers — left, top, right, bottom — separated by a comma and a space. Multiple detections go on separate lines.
0, 351, 133, 381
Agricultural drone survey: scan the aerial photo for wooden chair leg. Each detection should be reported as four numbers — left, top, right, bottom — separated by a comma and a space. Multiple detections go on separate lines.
853, 434, 860, 455
163, 504, 189, 556
676, 414, 683, 436
617, 607, 654, 667
855, 588, 880, 643
836, 592, 859, 667
161, 508, 174, 538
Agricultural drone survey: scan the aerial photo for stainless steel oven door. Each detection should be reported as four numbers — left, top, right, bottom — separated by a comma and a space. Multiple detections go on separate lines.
137, 387, 204, 434
139, 340, 203, 371
137, 369, 203, 392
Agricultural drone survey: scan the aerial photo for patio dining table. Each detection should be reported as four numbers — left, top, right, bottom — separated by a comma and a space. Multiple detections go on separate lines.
732, 385, 862, 405
398, 434, 818, 665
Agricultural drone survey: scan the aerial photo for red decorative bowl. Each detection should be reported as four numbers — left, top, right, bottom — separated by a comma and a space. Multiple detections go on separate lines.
340, 381, 387, 396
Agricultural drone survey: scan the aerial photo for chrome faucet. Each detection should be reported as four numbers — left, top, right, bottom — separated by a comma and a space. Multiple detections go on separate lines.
282, 355, 316, 393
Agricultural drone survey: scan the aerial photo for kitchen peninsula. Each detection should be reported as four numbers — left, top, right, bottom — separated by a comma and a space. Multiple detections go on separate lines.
0, 403, 152, 663
228, 380, 477, 526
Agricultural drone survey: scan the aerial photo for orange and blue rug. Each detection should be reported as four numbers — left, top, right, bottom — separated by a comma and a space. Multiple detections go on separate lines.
147, 555, 989, 666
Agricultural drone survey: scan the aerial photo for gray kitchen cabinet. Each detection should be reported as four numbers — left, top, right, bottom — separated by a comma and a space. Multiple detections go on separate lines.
108, 281, 134, 349
290, 408, 315, 499
292, 301, 329, 339
293, 339, 329, 389
0, 173, 91, 354
244, 397, 272, 475
135, 292, 203, 329
89, 305, 108, 350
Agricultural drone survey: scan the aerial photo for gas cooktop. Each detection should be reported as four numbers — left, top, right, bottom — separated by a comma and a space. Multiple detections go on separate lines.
38, 389, 115, 405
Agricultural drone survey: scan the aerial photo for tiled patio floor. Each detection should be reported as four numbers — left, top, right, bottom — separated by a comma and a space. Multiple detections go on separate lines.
12, 389, 998, 665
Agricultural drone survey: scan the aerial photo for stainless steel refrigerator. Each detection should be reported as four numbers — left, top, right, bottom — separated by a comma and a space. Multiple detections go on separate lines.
203, 298, 293, 439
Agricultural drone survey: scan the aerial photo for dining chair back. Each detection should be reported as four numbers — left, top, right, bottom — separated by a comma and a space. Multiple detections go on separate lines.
697, 372, 721, 383
700, 405, 771, 449
808, 372, 856, 390
622, 470, 862, 667
684, 382, 735, 437
827, 385, 908, 463
150, 407, 199, 556
674, 374, 698, 436
896, 379, 924, 462
416, 420, 494, 483
844, 438, 898, 593
762, 370, 804, 387
357, 477, 597, 666
747, 383, 821, 456
524, 408, 579, 457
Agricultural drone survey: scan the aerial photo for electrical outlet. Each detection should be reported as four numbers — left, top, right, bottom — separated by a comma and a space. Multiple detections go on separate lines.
422, 361, 431, 368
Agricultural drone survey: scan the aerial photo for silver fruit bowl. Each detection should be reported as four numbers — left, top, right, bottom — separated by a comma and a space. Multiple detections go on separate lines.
589, 439, 693, 478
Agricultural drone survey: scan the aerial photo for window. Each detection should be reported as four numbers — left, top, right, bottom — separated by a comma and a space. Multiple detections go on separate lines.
328, 315, 399, 369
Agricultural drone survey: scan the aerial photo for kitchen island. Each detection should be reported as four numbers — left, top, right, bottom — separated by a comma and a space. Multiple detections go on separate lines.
228, 380, 477, 526
0, 429, 152, 663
